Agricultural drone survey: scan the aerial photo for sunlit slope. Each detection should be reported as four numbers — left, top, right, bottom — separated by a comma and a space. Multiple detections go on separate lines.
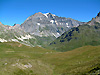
0, 42, 100, 75
42, 45, 100, 75
0, 42, 56, 75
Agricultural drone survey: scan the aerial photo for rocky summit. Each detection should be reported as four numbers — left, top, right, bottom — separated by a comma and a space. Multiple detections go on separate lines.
87, 12, 100, 25
0, 12, 84, 47
20, 12, 84, 38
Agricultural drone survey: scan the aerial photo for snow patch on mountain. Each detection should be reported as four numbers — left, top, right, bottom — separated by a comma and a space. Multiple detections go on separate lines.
50, 20, 54, 24
43, 13, 49, 18
40, 18, 42, 20
11, 39, 19, 42
66, 23, 70, 28
0, 38, 7, 42
60, 23, 61, 25
57, 32, 61, 36
52, 33, 60, 38
15, 34, 35, 41
55, 20, 58, 25
37, 23, 40, 25
66, 23, 68, 25
17, 37, 24, 41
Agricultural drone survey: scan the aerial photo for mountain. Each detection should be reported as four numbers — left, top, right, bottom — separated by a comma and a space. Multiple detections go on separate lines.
0, 22, 37, 46
87, 12, 100, 25
20, 12, 84, 38
0, 12, 84, 47
49, 22, 100, 51
49, 12, 100, 52
0, 22, 56, 47
0, 12, 100, 75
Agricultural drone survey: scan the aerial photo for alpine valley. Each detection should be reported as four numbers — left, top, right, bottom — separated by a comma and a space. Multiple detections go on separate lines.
0, 12, 100, 75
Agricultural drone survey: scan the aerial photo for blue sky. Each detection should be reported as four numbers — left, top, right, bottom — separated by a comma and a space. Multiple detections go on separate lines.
0, 0, 100, 26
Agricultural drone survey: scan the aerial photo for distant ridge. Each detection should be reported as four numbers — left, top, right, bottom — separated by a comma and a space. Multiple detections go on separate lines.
49, 12, 100, 52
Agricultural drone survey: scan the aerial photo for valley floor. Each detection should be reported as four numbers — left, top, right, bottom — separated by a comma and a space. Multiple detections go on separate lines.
0, 42, 100, 75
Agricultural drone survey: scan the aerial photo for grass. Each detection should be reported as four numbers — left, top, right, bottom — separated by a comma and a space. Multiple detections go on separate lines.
42, 45, 100, 74
0, 42, 56, 75
49, 22, 100, 52
0, 42, 100, 75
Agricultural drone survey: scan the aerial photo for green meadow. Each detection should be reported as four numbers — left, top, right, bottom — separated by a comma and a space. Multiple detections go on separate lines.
0, 42, 100, 75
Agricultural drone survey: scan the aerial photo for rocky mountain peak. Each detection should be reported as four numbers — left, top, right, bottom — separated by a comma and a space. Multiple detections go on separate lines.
87, 12, 100, 25
0, 22, 6, 27
0, 22, 2, 25
13, 24, 20, 26
20, 12, 84, 38
97, 12, 100, 17
13, 24, 20, 27
0, 22, 5, 26
34, 12, 43, 16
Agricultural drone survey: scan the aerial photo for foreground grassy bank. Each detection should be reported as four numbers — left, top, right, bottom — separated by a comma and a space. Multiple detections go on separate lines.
0, 42, 100, 75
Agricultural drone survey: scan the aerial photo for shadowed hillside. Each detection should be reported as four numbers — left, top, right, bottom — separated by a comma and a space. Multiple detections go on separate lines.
49, 22, 100, 52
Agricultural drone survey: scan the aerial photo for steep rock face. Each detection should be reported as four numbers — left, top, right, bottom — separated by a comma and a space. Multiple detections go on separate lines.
21, 12, 84, 38
95, 12, 100, 23
87, 12, 100, 25
97, 12, 100, 17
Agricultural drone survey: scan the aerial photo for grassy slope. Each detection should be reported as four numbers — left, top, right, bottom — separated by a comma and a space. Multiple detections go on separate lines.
49, 22, 100, 52
42, 45, 100, 75
0, 42, 100, 75
0, 42, 56, 75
